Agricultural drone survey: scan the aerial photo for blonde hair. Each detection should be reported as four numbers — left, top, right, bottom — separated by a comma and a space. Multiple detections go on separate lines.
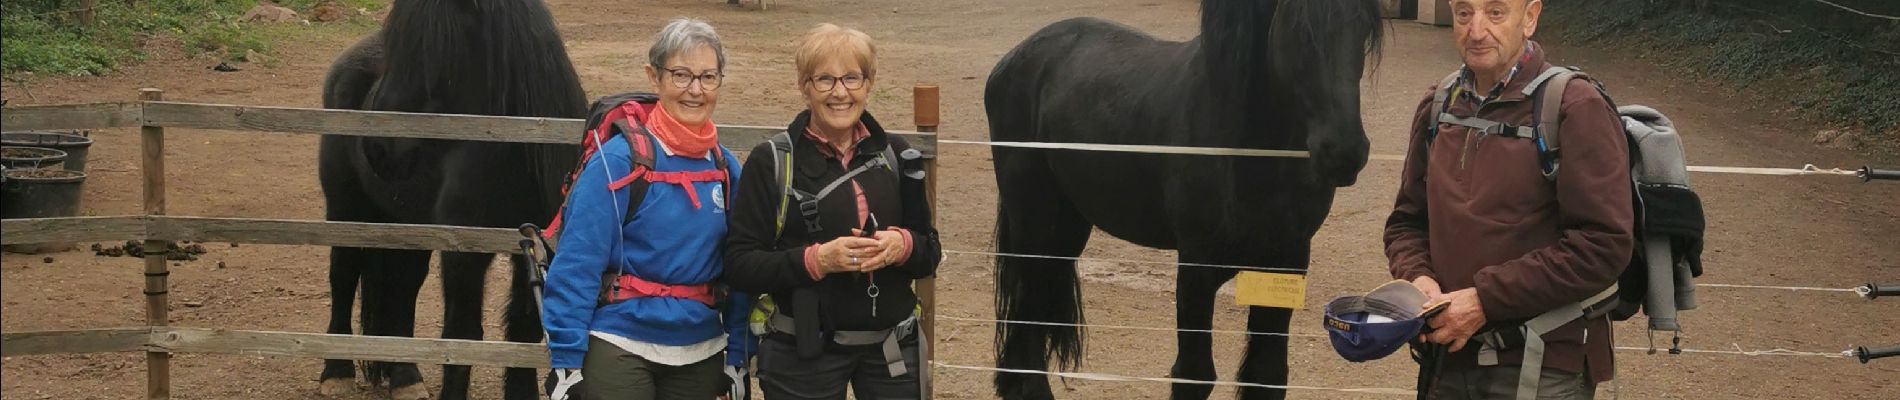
792, 23, 877, 83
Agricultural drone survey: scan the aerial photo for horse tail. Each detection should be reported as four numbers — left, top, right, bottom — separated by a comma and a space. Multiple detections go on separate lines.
992, 204, 1087, 373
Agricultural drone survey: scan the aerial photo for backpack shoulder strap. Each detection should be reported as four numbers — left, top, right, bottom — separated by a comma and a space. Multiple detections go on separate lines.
769, 131, 797, 243
618, 117, 660, 225
1424, 70, 1464, 149
1523, 66, 1584, 181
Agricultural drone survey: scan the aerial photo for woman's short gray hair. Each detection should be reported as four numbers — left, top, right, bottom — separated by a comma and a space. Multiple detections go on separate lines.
648, 17, 726, 72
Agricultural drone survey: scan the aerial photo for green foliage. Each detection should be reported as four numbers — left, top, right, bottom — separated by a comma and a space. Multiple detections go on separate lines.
1, 0, 385, 76
1, 16, 138, 76
1541, 0, 1900, 136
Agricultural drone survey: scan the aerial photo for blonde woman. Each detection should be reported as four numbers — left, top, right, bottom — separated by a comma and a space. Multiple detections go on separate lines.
722, 23, 940, 399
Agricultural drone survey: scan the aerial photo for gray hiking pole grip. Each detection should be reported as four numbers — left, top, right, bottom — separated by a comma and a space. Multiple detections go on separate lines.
1859, 283, 1899, 300
1853, 344, 1900, 364
1858, 166, 1900, 182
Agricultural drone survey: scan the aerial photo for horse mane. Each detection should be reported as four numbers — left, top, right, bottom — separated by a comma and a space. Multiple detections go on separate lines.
374, 0, 587, 211
1200, 0, 1386, 110
1272, 0, 1387, 74
376, 0, 587, 119
1199, 0, 1276, 107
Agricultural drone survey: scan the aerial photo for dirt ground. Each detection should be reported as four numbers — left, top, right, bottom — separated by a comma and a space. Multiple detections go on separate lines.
4, 0, 1898, 399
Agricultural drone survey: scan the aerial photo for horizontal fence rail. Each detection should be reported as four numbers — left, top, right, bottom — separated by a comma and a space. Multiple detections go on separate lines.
1, 327, 547, 369
0, 101, 938, 158
0, 102, 144, 131
0, 216, 525, 254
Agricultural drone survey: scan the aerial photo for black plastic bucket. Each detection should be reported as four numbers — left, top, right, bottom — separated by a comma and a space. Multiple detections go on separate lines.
1, 146, 68, 170
2, 168, 87, 253
2, 131, 92, 172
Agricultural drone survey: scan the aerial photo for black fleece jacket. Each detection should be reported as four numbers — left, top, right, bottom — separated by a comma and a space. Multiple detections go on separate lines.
722, 110, 941, 334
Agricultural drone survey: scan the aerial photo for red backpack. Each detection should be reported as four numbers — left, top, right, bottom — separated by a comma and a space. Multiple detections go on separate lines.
541, 92, 731, 251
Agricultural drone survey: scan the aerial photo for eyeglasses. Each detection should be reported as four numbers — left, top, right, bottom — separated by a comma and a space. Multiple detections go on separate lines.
807, 74, 867, 92
666, 68, 723, 90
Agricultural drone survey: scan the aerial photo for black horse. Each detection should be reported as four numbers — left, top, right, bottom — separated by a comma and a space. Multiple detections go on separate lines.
316, 0, 585, 399
985, 0, 1384, 399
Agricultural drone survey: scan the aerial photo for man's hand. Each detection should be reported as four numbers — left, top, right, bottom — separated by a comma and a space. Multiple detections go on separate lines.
1422, 288, 1486, 352
1411, 275, 1444, 300
548, 368, 583, 400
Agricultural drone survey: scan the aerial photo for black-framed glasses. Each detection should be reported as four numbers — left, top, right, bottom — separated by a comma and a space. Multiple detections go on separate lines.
807, 74, 867, 92
666, 68, 723, 90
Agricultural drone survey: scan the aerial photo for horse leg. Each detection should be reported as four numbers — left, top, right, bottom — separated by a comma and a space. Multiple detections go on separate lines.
501, 253, 544, 400
358, 248, 433, 400
437, 251, 496, 400
1170, 264, 1237, 400
320, 246, 365, 395
317, 145, 391, 396
992, 194, 1092, 400
1234, 242, 1307, 400
1235, 306, 1294, 400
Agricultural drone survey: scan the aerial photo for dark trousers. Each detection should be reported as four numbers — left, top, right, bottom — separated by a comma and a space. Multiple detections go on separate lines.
1428, 366, 1597, 400
577, 336, 724, 400
756, 333, 922, 400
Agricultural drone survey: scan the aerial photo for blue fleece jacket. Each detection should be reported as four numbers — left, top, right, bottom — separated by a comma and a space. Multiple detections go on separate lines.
540, 131, 756, 369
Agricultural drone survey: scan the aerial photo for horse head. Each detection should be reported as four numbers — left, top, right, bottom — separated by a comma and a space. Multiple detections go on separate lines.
1268, 0, 1384, 187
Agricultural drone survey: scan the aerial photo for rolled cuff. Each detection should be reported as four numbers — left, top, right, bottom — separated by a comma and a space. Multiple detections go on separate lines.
890, 227, 914, 265
802, 244, 825, 281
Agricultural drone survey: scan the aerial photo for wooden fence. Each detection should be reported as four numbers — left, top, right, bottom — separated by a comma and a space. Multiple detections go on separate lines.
0, 86, 943, 399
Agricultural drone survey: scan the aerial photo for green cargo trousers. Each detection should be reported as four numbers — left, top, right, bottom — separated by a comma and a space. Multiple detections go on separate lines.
576, 336, 724, 400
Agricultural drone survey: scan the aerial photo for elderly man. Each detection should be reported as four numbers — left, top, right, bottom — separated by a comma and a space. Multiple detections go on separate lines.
1384, 0, 1635, 398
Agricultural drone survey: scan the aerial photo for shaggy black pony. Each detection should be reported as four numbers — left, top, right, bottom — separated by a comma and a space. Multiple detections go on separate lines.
984, 0, 1385, 399
316, 0, 585, 399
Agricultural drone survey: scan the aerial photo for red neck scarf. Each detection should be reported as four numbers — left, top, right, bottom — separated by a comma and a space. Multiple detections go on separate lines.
646, 103, 717, 157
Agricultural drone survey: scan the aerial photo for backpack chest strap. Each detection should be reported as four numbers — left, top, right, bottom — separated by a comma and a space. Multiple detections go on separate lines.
790, 154, 892, 235
1438, 113, 1538, 139
642, 170, 727, 210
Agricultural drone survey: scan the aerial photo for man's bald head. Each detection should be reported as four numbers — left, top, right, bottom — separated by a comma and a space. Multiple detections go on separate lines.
1450, 0, 1544, 88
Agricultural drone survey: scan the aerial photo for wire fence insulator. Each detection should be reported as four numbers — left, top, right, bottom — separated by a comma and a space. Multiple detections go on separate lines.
1859, 283, 1898, 299
1861, 166, 1900, 182
929, 362, 1417, 396
1853, 344, 1900, 364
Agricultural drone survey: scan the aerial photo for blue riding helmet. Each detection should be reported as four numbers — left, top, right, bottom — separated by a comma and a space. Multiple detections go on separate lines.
1322, 279, 1446, 362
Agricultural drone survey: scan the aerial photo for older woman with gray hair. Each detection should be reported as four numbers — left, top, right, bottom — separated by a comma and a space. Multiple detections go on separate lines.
539, 17, 756, 400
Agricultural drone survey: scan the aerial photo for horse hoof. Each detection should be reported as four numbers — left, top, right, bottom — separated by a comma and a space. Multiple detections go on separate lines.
390, 383, 431, 400
318, 378, 356, 397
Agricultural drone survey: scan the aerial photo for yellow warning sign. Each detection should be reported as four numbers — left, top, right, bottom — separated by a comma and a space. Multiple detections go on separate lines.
1235, 272, 1307, 310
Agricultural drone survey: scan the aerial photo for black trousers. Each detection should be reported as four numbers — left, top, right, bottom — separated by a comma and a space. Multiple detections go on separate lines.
755, 333, 922, 400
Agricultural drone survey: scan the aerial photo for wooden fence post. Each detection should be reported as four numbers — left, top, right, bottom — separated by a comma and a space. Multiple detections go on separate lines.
139, 88, 171, 400
79, 0, 96, 27
912, 84, 939, 398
